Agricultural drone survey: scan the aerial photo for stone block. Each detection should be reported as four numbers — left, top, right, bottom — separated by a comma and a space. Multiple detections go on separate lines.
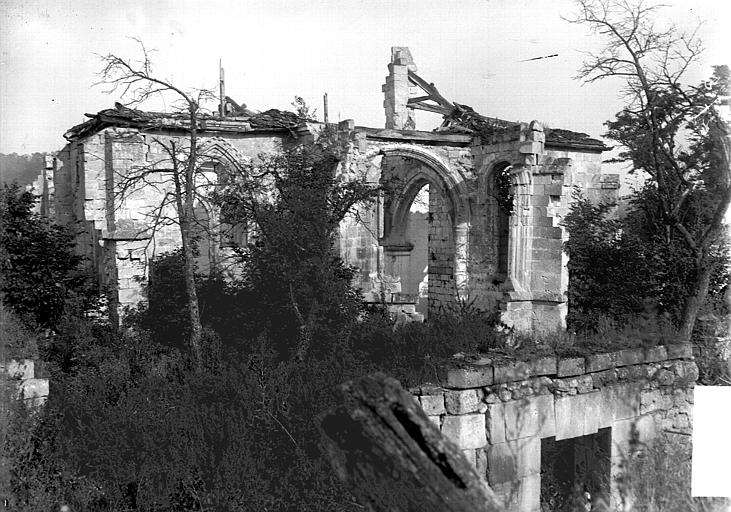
597, 383, 641, 427
493, 361, 530, 384
576, 374, 593, 393
643, 345, 667, 362
461, 449, 477, 468
3, 359, 34, 380
557, 357, 585, 377
504, 394, 555, 440
591, 368, 618, 387
475, 448, 488, 479
445, 389, 481, 414
615, 348, 644, 367
612, 415, 657, 457
486, 402, 506, 444
518, 474, 542, 512
18, 378, 49, 405
447, 365, 493, 388
586, 352, 615, 373
555, 391, 600, 440
442, 413, 487, 449
426, 415, 441, 429
666, 343, 693, 359
486, 437, 541, 485
639, 389, 672, 414
530, 356, 557, 376
419, 394, 445, 416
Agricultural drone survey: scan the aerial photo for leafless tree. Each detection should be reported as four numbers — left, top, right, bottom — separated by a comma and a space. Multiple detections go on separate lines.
97, 39, 232, 371
567, 0, 731, 340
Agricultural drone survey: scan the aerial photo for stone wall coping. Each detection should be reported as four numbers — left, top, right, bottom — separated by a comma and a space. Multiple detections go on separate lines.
422, 343, 693, 390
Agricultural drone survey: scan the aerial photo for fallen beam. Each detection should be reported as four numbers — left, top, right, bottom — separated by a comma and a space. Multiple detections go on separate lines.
318, 373, 505, 512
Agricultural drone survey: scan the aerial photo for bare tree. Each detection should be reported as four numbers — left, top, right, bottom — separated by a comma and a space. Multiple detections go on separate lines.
567, 0, 731, 340
97, 40, 228, 371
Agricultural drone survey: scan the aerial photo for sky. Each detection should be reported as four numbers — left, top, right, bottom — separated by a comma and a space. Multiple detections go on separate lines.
0, 0, 729, 157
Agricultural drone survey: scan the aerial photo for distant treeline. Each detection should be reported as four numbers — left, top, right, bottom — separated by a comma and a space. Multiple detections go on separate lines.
0, 153, 47, 187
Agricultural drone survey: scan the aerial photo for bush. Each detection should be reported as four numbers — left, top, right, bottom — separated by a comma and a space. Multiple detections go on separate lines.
0, 184, 90, 329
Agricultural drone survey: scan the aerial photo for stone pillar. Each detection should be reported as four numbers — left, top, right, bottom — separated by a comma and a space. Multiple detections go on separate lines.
382, 47, 417, 130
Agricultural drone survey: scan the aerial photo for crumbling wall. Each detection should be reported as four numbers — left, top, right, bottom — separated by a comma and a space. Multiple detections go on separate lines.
55, 127, 287, 316
411, 343, 697, 511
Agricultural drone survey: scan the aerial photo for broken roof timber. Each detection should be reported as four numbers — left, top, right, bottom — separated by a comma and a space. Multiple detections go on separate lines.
356, 126, 472, 146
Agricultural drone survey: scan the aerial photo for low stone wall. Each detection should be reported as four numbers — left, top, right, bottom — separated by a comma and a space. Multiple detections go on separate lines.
1, 359, 49, 406
411, 343, 697, 511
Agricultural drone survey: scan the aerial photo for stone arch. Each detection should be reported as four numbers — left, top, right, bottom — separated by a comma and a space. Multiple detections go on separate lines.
375, 145, 471, 311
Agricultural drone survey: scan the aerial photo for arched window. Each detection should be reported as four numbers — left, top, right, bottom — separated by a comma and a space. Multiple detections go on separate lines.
493, 163, 513, 281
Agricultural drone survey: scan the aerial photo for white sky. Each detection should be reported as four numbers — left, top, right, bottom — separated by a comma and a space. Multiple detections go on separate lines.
0, 0, 729, 156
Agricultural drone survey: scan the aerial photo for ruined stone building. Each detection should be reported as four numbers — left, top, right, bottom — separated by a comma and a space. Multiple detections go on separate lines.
44, 47, 618, 329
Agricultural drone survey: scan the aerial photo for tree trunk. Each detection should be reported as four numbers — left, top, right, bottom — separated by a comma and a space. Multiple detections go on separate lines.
318, 373, 505, 512
678, 252, 716, 342
180, 221, 204, 371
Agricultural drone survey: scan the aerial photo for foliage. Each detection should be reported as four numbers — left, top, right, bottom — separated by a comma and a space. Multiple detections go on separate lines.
291, 95, 318, 122
613, 432, 730, 512
217, 130, 378, 361
562, 187, 730, 334
0, 184, 88, 329
568, 0, 731, 339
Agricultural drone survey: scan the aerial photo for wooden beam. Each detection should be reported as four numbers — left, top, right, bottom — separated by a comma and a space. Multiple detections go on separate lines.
408, 70, 454, 109
318, 373, 506, 512
355, 127, 472, 144
409, 102, 454, 116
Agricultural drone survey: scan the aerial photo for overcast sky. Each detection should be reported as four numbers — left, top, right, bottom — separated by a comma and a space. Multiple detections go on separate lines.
0, 0, 729, 156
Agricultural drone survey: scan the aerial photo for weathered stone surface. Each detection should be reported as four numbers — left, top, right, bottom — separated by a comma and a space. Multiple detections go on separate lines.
612, 415, 657, 457
445, 389, 481, 414
586, 353, 615, 373
666, 343, 693, 359
504, 394, 555, 440
575, 375, 593, 393
529, 356, 556, 376
557, 357, 585, 377
447, 365, 494, 388
493, 361, 531, 384
442, 413, 487, 449
640, 389, 673, 414
2, 359, 34, 380
419, 394, 446, 416
643, 345, 667, 363
597, 382, 641, 427
591, 368, 618, 387
426, 415, 441, 428
554, 391, 600, 440
17, 378, 49, 405
615, 348, 644, 367
486, 402, 506, 445
653, 368, 674, 386
486, 437, 541, 485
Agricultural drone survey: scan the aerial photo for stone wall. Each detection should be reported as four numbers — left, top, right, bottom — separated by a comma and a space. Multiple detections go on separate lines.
55, 129, 287, 316
411, 343, 697, 511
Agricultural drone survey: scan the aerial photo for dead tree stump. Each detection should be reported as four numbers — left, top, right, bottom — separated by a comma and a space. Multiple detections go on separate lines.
318, 372, 505, 512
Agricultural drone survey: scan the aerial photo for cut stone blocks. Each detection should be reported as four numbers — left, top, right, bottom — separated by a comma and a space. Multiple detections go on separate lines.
445, 389, 481, 414
447, 365, 493, 388
555, 391, 600, 440
486, 437, 541, 485
504, 394, 555, 440
557, 357, 585, 377
586, 352, 615, 373
666, 343, 693, 359
442, 413, 487, 449
493, 361, 531, 384
419, 394, 445, 416
2, 359, 34, 380
486, 402, 506, 445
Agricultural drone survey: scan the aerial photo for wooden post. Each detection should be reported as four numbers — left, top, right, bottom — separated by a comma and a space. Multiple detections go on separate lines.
318, 373, 505, 512
324, 93, 329, 123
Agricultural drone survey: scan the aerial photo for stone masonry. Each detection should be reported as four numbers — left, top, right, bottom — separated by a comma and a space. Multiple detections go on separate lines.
52, 47, 619, 330
410, 343, 697, 511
